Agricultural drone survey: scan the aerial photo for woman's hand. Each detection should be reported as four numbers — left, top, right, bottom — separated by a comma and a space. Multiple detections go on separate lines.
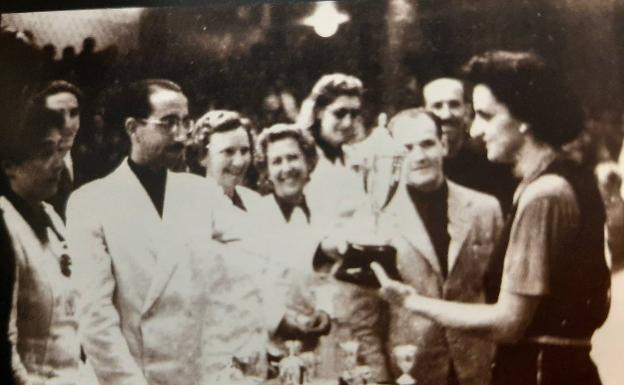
370, 262, 418, 308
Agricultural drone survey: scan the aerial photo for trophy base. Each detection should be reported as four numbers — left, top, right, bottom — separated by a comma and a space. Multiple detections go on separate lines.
334, 243, 402, 288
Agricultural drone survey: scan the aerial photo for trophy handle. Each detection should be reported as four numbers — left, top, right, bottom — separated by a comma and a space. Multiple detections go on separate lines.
381, 179, 399, 210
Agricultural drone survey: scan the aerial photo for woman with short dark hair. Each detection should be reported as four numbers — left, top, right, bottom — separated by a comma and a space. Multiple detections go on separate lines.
372, 51, 610, 385
1, 100, 95, 384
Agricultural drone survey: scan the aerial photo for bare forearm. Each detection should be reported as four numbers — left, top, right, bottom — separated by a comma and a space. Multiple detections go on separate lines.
404, 295, 509, 340
402, 292, 538, 343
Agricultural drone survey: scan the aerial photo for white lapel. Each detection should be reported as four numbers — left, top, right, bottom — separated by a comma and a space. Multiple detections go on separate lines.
387, 184, 441, 275
113, 160, 163, 236
446, 181, 473, 274
141, 170, 183, 315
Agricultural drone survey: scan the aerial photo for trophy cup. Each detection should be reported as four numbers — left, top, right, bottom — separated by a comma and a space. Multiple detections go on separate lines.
392, 345, 417, 385
335, 115, 405, 288
279, 340, 306, 385
338, 340, 373, 385
338, 340, 360, 385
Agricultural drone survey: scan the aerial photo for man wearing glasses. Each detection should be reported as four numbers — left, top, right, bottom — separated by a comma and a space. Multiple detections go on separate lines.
65, 79, 234, 385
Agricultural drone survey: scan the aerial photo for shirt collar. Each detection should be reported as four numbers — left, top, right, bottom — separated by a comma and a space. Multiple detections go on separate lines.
273, 193, 311, 223
4, 187, 49, 243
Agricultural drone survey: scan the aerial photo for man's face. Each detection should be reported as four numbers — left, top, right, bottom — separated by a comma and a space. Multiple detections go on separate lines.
45, 91, 80, 157
5, 128, 65, 202
131, 89, 189, 170
204, 127, 251, 191
392, 114, 446, 192
470, 84, 524, 163
424, 79, 468, 156
318, 95, 362, 148
266, 137, 309, 201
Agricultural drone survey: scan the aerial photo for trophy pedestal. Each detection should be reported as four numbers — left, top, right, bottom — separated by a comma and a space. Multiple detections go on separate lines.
334, 242, 402, 288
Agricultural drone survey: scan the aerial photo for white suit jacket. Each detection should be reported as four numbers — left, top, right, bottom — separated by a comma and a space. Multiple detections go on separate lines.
66, 159, 234, 385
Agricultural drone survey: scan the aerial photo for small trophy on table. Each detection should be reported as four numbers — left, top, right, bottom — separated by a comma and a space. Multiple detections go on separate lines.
279, 340, 306, 385
392, 345, 418, 385
335, 114, 405, 288
338, 340, 373, 385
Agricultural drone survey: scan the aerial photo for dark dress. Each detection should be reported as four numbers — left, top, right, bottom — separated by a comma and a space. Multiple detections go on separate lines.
486, 158, 610, 385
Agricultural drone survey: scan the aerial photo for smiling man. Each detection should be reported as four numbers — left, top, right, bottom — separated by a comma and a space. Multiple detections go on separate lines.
65, 79, 233, 385
424, 77, 517, 213
381, 108, 503, 385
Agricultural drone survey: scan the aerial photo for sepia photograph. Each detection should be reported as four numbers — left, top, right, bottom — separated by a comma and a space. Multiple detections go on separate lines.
0, 1, 623, 385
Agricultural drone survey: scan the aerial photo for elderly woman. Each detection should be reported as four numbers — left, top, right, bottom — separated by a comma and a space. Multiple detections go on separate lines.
192, 110, 262, 212
297, 73, 367, 217
255, 124, 388, 382
372, 51, 610, 385
1, 101, 93, 385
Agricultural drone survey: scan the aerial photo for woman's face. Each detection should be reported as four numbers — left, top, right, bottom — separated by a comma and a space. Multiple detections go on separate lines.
5, 128, 65, 204
266, 137, 309, 201
470, 84, 524, 163
317, 95, 362, 147
204, 126, 251, 191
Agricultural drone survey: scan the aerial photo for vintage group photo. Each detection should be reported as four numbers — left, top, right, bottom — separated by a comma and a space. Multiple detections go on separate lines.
0, 1, 623, 385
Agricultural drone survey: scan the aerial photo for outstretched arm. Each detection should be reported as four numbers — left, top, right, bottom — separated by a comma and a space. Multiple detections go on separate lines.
371, 262, 540, 343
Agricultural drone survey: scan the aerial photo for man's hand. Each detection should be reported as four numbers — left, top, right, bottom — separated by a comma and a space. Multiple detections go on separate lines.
371, 262, 418, 307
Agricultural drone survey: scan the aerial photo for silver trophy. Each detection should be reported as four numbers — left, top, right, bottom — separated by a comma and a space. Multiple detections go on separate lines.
392, 345, 418, 385
279, 340, 306, 385
339, 340, 373, 385
336, 114, 405, 287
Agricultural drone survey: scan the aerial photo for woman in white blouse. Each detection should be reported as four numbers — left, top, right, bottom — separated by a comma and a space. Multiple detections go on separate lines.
193, 109, 262, 212
254, 124, 387, 381
1, 101, 92, 385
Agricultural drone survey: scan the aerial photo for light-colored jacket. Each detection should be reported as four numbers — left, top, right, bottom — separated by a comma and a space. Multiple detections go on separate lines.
383, 181, 503, 385
66, 159, 245, 385
1, 197, 83, 385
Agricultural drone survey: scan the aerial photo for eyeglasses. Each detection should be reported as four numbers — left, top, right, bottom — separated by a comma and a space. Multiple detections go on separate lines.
138, 116, 194, 134
333, 108, 361, 120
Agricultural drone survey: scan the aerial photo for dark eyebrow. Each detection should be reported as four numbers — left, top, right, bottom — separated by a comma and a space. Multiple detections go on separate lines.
475, 110, 493, 119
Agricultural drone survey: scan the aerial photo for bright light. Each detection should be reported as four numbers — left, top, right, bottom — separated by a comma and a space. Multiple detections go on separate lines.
301, 2, 350, 38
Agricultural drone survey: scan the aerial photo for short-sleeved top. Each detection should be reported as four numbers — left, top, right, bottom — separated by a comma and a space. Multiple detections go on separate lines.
501, 174, 579, 296
499, 158, 609, 339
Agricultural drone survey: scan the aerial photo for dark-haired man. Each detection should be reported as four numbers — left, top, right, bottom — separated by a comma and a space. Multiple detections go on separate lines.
66, 79, 236, 385
380, 108, 502, 385
423, 77, 516, 213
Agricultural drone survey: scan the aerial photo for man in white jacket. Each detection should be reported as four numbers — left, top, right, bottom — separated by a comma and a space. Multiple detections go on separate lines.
66, 79, 253, 385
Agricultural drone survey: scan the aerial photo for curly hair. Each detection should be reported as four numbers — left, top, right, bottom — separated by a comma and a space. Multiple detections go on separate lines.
255, 124, 318, 192
463, 50, 583, 147
297, 73, 364, 137
192, 110, 253, 156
